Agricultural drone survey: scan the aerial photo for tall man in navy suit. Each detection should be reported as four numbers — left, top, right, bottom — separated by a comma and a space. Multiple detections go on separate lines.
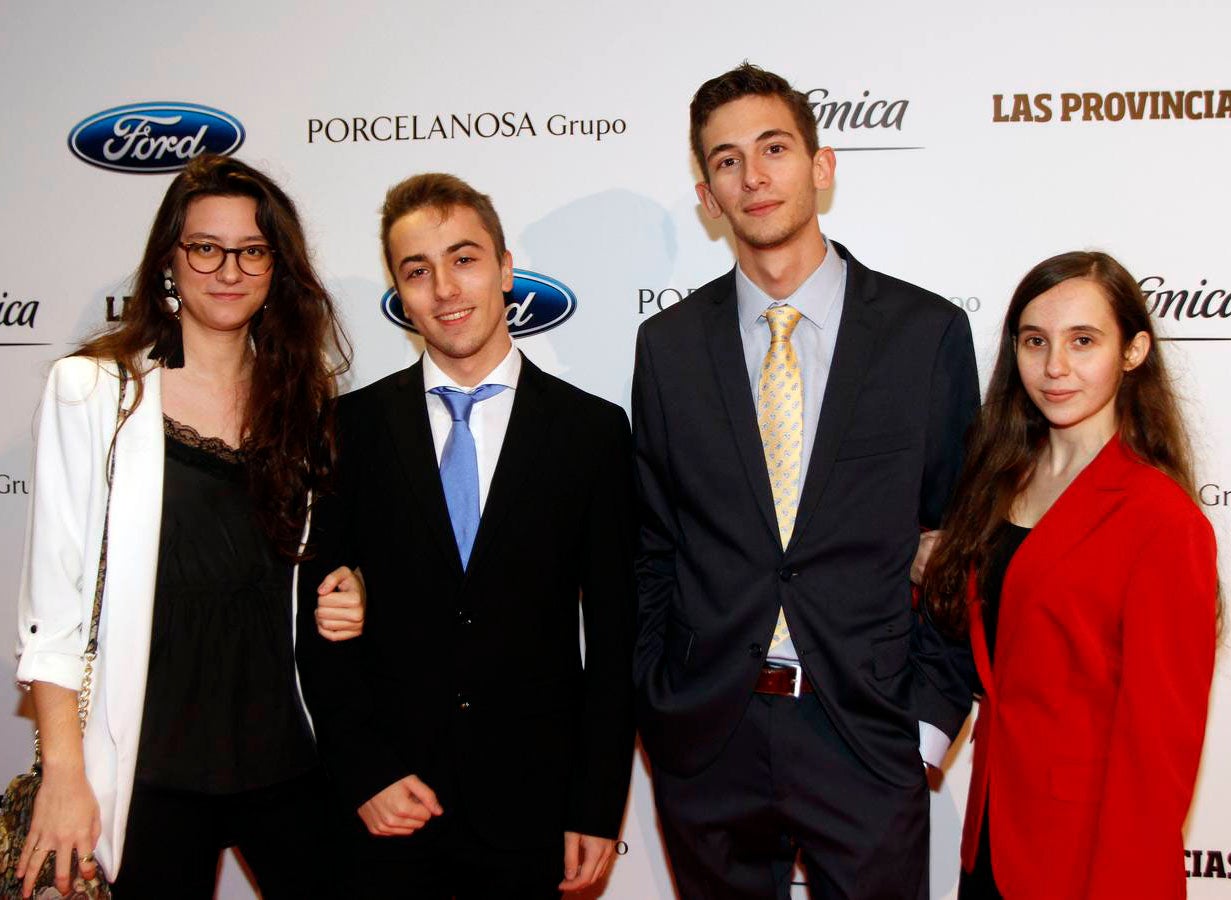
297, 173, 636, 898
633, 64, 980, 898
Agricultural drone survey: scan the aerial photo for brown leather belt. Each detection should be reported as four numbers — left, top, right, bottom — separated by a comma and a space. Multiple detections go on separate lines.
755, 664, 814, 697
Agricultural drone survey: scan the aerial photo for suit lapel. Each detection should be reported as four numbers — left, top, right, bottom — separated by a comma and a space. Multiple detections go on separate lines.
703, 272, 779, 542
791, 245, 882, 547
993, 436, 1130, 673
465, 353, 551, 577
384, 362, 464, 574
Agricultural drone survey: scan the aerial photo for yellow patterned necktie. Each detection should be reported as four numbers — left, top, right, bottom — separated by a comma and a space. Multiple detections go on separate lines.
758, 305, 803, 650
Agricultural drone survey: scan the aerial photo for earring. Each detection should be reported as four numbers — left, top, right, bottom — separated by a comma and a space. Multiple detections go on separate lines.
163, 268, 182, 317
148, 267, 186, 369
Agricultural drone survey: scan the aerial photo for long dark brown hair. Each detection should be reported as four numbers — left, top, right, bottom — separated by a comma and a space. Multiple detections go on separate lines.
74, 153, 351, 559
923, 250, 1199, 637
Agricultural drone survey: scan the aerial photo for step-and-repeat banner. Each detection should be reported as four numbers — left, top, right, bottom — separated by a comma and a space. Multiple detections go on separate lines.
3, 2, 1229, 896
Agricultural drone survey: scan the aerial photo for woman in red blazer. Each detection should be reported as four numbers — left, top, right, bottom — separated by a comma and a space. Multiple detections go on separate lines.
922, 250, 1218, 899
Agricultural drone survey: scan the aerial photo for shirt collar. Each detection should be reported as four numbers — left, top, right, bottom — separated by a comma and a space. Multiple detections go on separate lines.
422, 339, 521, 393
736, 236, 845, 334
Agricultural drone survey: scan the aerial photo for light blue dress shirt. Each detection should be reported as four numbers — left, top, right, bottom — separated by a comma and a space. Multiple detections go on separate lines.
734, 239, 951, 766
735, 239, 847, 665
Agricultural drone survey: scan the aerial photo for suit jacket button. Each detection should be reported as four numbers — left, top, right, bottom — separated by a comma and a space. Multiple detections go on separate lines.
778, 568, 796, 582
748, 643, 763, 658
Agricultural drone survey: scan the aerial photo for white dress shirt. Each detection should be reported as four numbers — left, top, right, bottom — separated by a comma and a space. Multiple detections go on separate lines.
422, 340, 520, 514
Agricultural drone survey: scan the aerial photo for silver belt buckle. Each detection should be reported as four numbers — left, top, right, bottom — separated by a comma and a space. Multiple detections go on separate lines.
771, 661, 804, 698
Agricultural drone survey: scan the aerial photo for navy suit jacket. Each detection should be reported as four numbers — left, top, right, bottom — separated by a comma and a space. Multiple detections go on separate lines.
632, 242, 979, 786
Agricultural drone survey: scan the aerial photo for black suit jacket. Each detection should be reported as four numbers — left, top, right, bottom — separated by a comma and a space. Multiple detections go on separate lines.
297, 353, 637, 847
632, 242, 979, 787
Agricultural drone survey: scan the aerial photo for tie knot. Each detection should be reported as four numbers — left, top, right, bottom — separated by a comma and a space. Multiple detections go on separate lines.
764, 305, 802, 343
429, 384, 508, 423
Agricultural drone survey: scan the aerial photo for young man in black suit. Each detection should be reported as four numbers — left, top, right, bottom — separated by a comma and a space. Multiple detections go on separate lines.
632, 64, 980, 898
297, 174, 636, 898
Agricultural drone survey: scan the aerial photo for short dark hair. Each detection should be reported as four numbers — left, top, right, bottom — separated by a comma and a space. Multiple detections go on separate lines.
380, 172, 506, 270
690, 62, 819, 179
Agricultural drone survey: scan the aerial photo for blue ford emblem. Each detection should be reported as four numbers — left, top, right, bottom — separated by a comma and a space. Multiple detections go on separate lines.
381, 269, 577, 337
68, 102, 245, 173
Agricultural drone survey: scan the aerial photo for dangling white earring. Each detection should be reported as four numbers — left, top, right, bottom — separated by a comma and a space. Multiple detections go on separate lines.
154, 268, 187, 369
163, 268, 182, 317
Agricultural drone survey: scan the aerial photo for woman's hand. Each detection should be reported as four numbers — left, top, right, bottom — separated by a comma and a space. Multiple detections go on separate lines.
19, 683, 101, 898
315, 566, 365, 641
16, 763, 101, 899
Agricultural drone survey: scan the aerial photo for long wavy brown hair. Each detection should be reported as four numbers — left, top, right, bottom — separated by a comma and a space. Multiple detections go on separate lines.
922, 250, 1200, 637
74, 153, 351, 559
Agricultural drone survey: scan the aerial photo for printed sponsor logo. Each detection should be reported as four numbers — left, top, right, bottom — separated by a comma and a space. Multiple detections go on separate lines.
68, 102, 245, 173
0, 474, 29, 496
0, 290, 48, 347
1186, 849, 1231, 879
382, 269, 577, 337
1140, 275, 1231, 341
1199, 484, 1231, 507
637, 289, 981, 317
307, 112, 626, 143
804, 88, 917, 151
105, 295, 131, 322
636, 287, 698, 315
992, 90, 1231, 123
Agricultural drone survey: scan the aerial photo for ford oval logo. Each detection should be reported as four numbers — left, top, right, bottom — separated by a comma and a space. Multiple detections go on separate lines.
381, 269, 577, 337
68, 102, 245, 173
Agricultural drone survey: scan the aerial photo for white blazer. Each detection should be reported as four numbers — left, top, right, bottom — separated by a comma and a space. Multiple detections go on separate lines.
15, 356, 313, 879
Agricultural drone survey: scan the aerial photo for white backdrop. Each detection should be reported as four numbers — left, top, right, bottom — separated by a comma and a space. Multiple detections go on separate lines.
2, 1, 1230, 896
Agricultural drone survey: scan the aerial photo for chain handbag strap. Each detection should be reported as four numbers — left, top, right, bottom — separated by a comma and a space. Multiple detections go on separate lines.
32, 363, 128, 765
77, 363, 128, 733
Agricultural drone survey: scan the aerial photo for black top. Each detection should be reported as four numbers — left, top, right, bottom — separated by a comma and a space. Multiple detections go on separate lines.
134, 417, 317, 793
982, 521, 1032, 665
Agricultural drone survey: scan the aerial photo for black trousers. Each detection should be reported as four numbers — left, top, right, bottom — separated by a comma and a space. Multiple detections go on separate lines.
957, 800, 1003, 899
652, 693, 929, 900
110, 769, 342, 899
346, 807, 563, 899
339, 700, 567, 900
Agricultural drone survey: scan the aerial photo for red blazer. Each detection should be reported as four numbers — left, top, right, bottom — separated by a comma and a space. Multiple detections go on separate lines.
961, 436, 1217, 899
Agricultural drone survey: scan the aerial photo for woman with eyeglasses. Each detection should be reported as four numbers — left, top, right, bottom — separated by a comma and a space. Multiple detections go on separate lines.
14, 154, 360, 898
920, 251, 1218, 899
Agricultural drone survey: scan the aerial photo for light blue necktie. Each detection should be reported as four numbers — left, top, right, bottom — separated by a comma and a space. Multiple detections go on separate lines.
429, 384, 508, 569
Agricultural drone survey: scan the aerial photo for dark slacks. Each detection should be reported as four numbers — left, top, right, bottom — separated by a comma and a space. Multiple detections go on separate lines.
345, 706, 564, 900
111, 769, 341, 899
347, 807, 563, 899
957, 800, 1003, 900
652, 693, 929, 900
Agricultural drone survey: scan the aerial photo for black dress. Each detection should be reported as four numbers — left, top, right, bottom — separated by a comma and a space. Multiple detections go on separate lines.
113, 417, 333, 898
134, 416, 317, 791
957, 521, 1030, 900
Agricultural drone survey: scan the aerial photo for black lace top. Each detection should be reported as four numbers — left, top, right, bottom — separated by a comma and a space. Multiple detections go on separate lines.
133, 416, 317, 793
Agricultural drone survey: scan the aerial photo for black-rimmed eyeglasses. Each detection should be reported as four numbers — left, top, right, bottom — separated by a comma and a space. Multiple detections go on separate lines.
178, 241, 275, 276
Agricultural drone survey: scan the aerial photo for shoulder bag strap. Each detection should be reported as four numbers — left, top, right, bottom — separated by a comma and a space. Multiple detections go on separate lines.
76, 363, 128, 733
